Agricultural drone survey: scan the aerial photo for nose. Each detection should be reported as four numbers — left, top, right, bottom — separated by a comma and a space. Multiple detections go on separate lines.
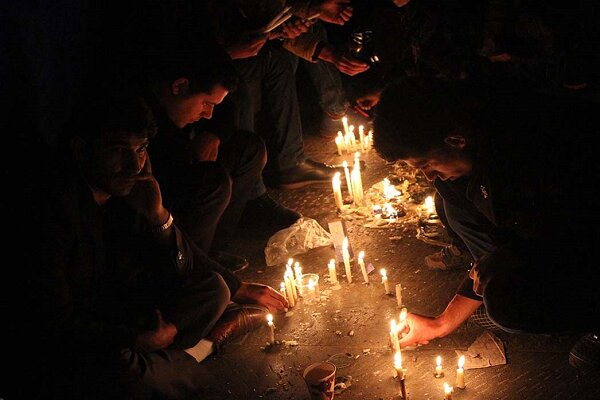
124, 151, 144, 175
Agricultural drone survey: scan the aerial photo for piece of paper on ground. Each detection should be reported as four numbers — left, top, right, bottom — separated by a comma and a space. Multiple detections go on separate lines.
455, 330, 507, 369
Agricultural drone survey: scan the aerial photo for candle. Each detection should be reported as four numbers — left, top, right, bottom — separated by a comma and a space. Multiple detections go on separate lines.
351, 165, 364, 206
285, 264, 298, 301
287, 258, 294, 269
394, 351, 407, 399
266, 314, 275, 345
342, 161, 353, 199
390, 319, 400, 353
367, 130, 373, 151
435, 356, 444, 378
424, 195, 435, 216
444, 383, 453, 400
395, 283, 402, 308
358, 250, 369, 283
342, 116, 349, 136
398, 307, 408, 338
293, 262, 303, 288
380, 268, 390, 294
328, 259, 339, 285
358, 125, 365, 151
307, 277, 317, 303
349, 125, 356, 149
456, 355, 465, 389
280, 282, 288, 305
335, 131, 344, 155
332, 172, 344, 211
284, 273, 296, 307
342, 237, 352, 283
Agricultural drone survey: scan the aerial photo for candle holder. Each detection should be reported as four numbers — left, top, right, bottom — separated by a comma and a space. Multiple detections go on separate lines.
295, 273, 320, 305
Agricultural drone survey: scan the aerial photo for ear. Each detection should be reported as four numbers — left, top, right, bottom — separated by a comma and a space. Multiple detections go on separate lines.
443, 133, 466, 149
170, 78, 190, 96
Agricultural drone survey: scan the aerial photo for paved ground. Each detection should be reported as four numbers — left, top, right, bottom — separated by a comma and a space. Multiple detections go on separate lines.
199, 109, 600, 400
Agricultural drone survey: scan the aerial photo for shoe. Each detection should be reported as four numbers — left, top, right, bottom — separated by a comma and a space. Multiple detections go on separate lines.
569, 333, 600, 374
424, 245, 472, 270
268, 159, 344, 190
242, 193, 302, 231
210, 251, 249, 273
207, 304, 269, 351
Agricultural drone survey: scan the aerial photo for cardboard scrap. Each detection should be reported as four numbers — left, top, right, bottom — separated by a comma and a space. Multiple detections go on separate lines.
455, 331, 506, 369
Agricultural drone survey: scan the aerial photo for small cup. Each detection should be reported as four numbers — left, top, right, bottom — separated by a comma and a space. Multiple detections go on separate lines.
296, 273, 320, 304
302, 361, 336, 400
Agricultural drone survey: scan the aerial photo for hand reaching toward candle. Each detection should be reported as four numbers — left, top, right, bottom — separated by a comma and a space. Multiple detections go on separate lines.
318, 45, 369, 76
397, 312, 441, 347
233, 282, 289, 313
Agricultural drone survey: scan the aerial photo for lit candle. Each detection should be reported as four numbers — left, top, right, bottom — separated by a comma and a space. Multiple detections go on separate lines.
328, 259, 338, 285
266, 314, 275, 345
357, 250, 369, 283
395, 283, 402, 307
293, 262, 303, 288
332, 172, 344, 211
349, 125, 356, 149
367, 130, 373, 151
424, 195, 435, 216
456, 355, 465, 389
390, 319, 400, 353
307, 277, 317, 303
335, 131, 344, 155
398, 307, 408, 338
287, 258, 294, 268
358, 125, 365, 151
342, 116, 349, 136
342, 237, 352, 283
435, 356, 444, 378
280, 282, 288, 305
351, 165, 364, 206
380, 268, 390, 294
284, 272, 296, 307
342, 161, 353, 199
394, 351, 407, 399
285, 264, 298, 300
444, 383, 453, 400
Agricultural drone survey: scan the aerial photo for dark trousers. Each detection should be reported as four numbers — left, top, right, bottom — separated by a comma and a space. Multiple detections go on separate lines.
437, 185, 600, 335
164, 131, 266, 253
231, 44, 306, 189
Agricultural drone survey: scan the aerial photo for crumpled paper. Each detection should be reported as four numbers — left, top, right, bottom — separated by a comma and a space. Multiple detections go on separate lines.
264, 217, 332, 266
455, 331, 507, 369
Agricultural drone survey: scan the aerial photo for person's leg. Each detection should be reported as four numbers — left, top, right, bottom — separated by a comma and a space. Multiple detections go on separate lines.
163, 162, 232, 254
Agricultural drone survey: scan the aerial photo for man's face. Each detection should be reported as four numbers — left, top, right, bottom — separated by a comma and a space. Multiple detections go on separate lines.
403, 147, 472, 182
168, 84, 229, 128
84, 132, 150, 197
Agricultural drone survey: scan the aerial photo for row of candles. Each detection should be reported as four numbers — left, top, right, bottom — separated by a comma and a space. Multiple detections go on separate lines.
334, 119, 373, 155
332, 152, 365, 209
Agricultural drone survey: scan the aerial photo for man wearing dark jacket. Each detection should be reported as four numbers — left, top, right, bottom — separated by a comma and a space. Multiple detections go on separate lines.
373, 77, 599, 373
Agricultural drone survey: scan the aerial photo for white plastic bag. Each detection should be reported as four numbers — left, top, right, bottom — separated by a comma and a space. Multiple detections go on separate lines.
264, 217, 332, 266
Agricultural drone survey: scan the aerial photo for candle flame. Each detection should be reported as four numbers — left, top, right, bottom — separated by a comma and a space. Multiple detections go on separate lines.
343, 160, 348, 168
399, 307, 408, 322
380, 268, 387, 278
458, 355, 465, 369
342, 116, 348, 123
349, 125, 355, 132
391, 319, 397, 333
394, 351, 402, 369
359, 125, 364, 133
354, 151, 360, 159
280, 282, 285, 290
308, 278, 315, 289
287, 258, 294, 267
267, 314, 273, 323
333, 172, 341, 186
342, 236, 349, 250
444, 383, 453, 394
436, 355, 442, 367
358, 250, 365, 260
328, 259, 335, 267
424, 195, 435, 213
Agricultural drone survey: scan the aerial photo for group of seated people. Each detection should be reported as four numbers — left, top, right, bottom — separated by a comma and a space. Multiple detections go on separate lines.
4, 0, 600, 399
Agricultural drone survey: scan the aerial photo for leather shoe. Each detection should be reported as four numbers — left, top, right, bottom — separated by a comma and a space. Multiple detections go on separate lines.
207, 304, 268, 351
210, 251, 249, 273
268, 159, 345, 190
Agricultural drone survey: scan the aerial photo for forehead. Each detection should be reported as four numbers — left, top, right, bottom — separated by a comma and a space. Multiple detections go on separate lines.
402, 157, 429, 168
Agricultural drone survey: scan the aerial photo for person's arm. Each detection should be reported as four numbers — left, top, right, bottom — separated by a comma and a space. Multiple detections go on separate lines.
398, 295, 482, 347
317, 43, 369, 75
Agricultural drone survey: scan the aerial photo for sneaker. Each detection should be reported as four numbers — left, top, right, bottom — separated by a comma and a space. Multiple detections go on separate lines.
569, 333, 600, 374
210, 251, 249, 273
424, 245, 472, 270
242, 193, 302, 231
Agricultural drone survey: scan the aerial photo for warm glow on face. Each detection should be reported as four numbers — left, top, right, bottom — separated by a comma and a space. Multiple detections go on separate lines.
458, 355, 465, 369
380, 268, 387, 278
437, 356, 442, 367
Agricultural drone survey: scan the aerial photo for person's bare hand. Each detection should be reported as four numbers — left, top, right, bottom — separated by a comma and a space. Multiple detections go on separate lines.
318, 45, 369, 76
226, 34, 268, 59
135, 310, 178, 351
127, 155, 169, 226
232, 282, 289, 313
190, 131, 220, 162
355, 90, 382, 113
315, 0, 353, 25
397, 312, 442, 348
270, 17, 311, 40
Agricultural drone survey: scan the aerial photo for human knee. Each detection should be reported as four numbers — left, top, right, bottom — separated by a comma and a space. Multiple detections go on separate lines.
189, 162, 232, 205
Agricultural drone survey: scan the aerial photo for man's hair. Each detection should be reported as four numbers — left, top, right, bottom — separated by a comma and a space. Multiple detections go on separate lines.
64, 86, 157, 142
373, 77, 477, 161
148, 40, 238, 94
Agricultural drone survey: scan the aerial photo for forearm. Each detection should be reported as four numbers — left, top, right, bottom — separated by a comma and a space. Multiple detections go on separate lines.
436, 294, 482, 337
